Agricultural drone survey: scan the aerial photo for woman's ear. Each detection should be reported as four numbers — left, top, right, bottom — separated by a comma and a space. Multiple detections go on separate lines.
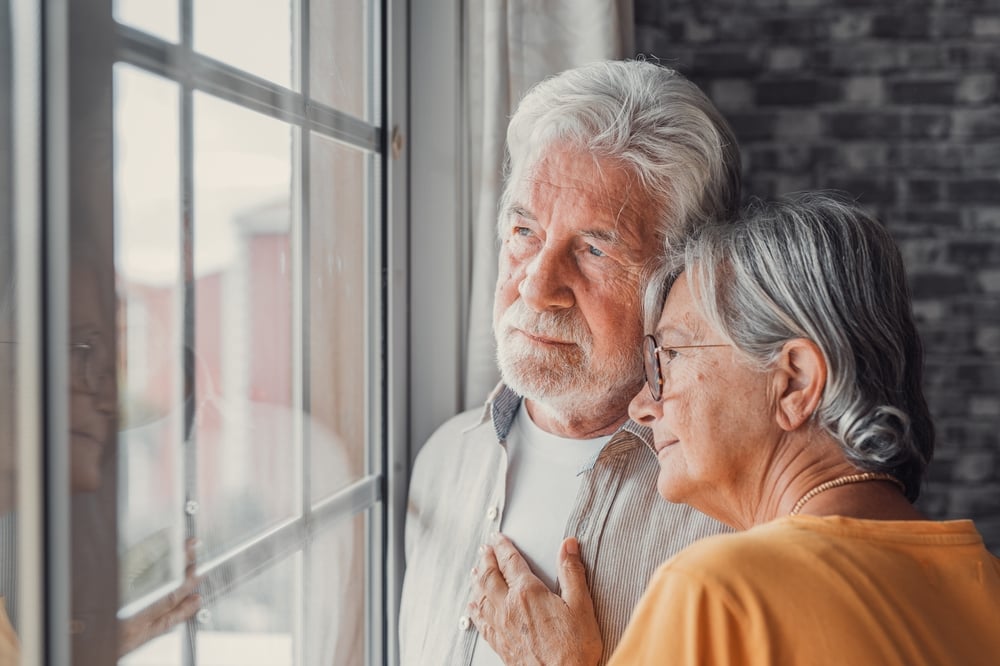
772, 338, 827, 432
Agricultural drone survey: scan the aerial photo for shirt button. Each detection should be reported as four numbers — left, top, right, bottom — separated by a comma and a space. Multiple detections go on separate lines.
486, 506, 499, 521
459, 615, 472, 631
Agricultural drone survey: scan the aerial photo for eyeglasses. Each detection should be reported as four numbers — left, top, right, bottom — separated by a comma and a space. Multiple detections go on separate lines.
70, 338, 111, 395
1, 338, 110, 394
643, 334, 729, 401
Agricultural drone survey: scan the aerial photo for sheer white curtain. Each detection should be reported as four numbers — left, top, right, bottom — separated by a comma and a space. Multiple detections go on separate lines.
462, 0, 634, 407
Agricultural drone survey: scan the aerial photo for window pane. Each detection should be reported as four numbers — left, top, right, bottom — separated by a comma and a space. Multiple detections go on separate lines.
114, 0, 180, 43
310, 0, 378, 122
306, 511, 367, 664
197, 553, 299, 665
194, 0, 293, 89
113, 64, 187, 609
0, 0, 18, 651
309, 135, 372, 501
193, 93, 296, 559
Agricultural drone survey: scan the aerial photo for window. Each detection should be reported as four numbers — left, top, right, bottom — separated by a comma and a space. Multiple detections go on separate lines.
2, 0, 408, 663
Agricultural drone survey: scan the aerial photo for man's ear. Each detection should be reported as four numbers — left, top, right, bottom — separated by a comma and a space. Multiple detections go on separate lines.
772, 338, 827, 432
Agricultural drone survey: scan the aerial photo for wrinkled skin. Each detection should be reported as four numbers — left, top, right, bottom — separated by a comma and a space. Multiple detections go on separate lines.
469, 534, 602, 666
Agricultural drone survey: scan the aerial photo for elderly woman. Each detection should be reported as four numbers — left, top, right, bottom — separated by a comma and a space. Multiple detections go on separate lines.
469, 193, 1000, 665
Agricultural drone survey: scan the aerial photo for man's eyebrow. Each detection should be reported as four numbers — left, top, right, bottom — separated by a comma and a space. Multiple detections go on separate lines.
507, 204, 536, 220
580, 228, 623, 245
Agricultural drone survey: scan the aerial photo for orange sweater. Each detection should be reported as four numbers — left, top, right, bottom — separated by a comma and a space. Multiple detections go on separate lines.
609, 516, 1000, 666
0, 598, 18, 666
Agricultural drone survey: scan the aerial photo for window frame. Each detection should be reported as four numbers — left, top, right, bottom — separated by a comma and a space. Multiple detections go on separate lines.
14, 0, 410, 662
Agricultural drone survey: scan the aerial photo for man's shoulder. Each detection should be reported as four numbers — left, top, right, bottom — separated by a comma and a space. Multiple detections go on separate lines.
420, 405, 492, 453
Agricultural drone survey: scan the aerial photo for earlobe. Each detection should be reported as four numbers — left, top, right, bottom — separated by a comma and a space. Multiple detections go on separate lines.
773, 338, 827, 432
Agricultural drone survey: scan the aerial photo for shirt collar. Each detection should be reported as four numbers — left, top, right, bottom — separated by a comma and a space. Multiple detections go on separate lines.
482, 383, 654, 455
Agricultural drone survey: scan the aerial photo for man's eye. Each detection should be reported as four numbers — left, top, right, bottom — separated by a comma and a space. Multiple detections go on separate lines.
664, 348, 680, 362
514, 226, 532, 237
587, 244, 606, 257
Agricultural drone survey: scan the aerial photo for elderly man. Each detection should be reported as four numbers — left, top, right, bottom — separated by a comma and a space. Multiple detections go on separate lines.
399, 60, 742, 665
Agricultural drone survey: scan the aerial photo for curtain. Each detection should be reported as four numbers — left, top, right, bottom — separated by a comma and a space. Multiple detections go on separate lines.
462, 0, 635, 408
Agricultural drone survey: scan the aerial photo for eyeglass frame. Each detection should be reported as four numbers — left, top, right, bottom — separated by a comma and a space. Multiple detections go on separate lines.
642, 334, 730, 401
1, 339, 111, 394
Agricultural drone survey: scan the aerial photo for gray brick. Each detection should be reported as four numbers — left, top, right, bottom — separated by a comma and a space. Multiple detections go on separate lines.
756, 78, 840, 106
966, 207, 1000, 230
948, 179, 1000, 204
838, 143, 890, 170
830, 13, 873, 40
956, 74, 998, 104
690, 47, 766, 75
768, 46, 807, 71
972, 15, 1000, 36
976, 326, 1000, 354
952, 109, 1000, 138
872, 13, 931, 39
888, 144, 964, 171
843, 76, 886, 105
826, 111, 903, 139
889, 79, 957, 105
978, 269, 1000, 293
904, 111, 952, 139
728, 111, 778, 140
710, 79, 754, 111
775, 110, 822, 137
910, 271, 973, 298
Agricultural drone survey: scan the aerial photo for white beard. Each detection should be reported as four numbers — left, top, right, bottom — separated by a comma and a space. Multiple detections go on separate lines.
494, 299, 643, 412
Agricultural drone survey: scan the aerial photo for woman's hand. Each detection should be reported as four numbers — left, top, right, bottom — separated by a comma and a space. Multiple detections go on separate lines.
469, 534, 603, 666
118, 538, 202, 657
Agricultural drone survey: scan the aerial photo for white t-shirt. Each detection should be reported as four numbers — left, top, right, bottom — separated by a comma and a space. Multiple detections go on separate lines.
471, 403, 611, 666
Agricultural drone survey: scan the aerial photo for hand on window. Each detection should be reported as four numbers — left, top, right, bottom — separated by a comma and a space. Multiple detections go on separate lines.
118, 537, 202, 657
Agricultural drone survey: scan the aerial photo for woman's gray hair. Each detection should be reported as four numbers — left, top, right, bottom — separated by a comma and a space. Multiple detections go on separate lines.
653, 192, 933, 501
500, 59, 742, 250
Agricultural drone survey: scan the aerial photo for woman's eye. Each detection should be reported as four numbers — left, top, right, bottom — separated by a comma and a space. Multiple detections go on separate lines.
514, 226, 533, 237
664, 348, 680, 362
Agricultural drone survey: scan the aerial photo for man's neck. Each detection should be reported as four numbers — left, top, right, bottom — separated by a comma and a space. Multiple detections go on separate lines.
523, 398, 627, 439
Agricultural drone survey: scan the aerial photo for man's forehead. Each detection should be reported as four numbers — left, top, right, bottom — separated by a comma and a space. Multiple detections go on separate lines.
511, 160, 651, 232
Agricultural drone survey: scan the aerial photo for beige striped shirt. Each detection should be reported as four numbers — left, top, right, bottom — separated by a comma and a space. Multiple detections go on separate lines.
400, 385, 730, 665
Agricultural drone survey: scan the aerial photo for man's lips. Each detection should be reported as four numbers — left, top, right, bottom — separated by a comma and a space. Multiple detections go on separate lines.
514, 329, 576, 346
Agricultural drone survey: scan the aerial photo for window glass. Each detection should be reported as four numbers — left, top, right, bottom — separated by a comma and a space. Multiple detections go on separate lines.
305, 511, 368, 664
113, 64, 186, 609
309, 135, 372, 501
192, 92, 296, 560
114, 0, 180, 43
310, 0, 379, 122
0, 0, 18, 655
194, 0, 293, 88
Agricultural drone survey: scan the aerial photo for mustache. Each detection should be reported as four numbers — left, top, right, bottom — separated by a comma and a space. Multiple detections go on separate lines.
497, 300, 590, 348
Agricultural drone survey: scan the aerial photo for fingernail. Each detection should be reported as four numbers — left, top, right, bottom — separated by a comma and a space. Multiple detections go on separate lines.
479, 544, 488, 554
471, 567, 478, 577
565, 538, 579, 556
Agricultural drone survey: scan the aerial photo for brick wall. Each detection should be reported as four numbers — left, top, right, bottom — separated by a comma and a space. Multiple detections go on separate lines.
636, 0, 1000, 554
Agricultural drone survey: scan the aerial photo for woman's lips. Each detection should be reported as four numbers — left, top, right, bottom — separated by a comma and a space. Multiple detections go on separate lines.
654, 440, 678, 455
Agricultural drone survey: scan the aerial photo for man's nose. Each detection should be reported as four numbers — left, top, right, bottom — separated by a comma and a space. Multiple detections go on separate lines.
517, 246, 574, 312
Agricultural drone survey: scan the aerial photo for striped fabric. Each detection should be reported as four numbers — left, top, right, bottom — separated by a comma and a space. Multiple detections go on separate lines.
0, 513, 15, 634
399, 384, 731, 665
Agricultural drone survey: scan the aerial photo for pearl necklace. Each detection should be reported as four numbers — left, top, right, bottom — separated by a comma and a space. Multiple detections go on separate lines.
789, 472, 906, 516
